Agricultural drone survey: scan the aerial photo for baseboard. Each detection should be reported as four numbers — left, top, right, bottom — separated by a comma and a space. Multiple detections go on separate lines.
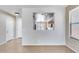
66, 45, 78, 53
0, 41, 6, 45
22, 43, 65, 46
6, 39, 13, 42
0, 39, 14, 45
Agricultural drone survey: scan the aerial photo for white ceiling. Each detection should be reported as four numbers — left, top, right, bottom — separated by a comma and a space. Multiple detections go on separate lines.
0, 5, 67, 8
0, 5, 67, 16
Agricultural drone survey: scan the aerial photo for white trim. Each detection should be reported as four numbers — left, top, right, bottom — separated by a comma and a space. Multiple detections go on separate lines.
66, 45, 78, 53
69, 8, 71, 38
69, 6, 79, 13
6, 38, 14, 42
0, 41, 6, 45
22, 43, 65, 46
0, 39, 15, 45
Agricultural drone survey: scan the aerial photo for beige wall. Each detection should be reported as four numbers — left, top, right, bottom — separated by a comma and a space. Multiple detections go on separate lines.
65, 5, 79, 52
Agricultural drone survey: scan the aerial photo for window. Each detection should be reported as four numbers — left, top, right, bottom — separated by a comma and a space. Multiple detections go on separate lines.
69, 7, 79, 40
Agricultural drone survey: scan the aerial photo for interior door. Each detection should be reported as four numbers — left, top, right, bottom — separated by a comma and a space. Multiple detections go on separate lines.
6, 17, 15, 41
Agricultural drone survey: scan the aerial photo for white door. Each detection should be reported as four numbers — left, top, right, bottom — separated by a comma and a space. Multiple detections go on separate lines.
16, 16, 22, 38
6, 17, 15, 41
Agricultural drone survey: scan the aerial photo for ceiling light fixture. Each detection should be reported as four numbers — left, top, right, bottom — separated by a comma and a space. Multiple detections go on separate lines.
15, 12, 20, 16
